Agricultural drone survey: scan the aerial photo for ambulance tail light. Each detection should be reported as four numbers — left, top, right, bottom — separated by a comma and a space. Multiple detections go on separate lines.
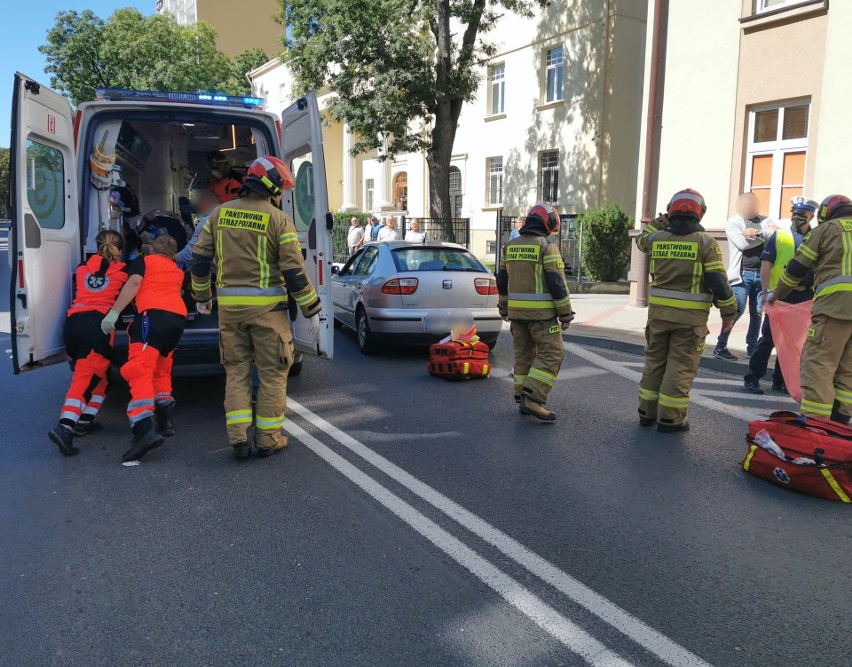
475, 278, 498, 295
382, 278, 418, 295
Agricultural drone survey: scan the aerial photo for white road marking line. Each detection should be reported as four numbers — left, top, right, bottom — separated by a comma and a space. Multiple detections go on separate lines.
490, 365, 609, 382
568, 344, 765, 423
285, 418, 633, 667
693, 389, 796, 404
288, 399, 711, 667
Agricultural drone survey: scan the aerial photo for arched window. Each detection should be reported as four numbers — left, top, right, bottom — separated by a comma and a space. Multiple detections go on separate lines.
449, 166, 463, 218
393, 172, 408, 210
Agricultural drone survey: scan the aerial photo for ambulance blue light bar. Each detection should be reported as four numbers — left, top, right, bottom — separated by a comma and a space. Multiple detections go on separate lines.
95, 88, 266, 109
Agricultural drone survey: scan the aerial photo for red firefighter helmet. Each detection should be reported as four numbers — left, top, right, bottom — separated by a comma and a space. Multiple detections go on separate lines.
526, 202, 561, 234
667, 188, 707, 221
817, 194, 852, 224
244, 155, 295, 197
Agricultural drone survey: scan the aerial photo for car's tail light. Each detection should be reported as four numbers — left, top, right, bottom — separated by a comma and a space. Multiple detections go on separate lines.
382, 278, 419, 295
475, 278, 498, 295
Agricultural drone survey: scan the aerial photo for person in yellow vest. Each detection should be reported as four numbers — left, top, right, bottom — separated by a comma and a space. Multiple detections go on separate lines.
768, 194, 852, 424
636, 189, 738, 432
743, 196, 817, 394
191, 155, 322, 460
496, 203, 574, 422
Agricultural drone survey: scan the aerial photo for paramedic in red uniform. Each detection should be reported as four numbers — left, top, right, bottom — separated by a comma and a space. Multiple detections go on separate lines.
101, 235, 187, 462
207, 151, 244, 204
49, 231, 128, 456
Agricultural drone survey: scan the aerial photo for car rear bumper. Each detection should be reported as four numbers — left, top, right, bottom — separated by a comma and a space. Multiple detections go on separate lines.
365, 307, 503, 336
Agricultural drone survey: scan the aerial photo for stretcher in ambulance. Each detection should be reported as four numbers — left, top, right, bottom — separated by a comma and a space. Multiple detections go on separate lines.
8, 73, 334, 375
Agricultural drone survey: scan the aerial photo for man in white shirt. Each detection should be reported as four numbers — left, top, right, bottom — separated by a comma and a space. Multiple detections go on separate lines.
714, 192, 777, 361
346, 216, 364, 257
405, 218, 427, 243
378, 217, 400, 241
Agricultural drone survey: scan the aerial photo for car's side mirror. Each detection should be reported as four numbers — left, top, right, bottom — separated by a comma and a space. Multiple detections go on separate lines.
331, 265, 340, 275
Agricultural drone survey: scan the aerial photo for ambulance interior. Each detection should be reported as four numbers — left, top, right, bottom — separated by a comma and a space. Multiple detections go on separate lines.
82, 114, 277, 321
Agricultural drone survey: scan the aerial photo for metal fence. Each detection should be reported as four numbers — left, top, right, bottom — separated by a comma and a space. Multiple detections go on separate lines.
399, 217, 470, 248
495, 210, 585, 279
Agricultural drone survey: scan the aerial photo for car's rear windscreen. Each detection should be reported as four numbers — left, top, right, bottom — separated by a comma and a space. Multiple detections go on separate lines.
392, 247, 486, 272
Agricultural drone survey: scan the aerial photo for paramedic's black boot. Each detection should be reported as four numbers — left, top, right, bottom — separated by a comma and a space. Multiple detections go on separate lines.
232, 442, 251, 460
123, 417, 164, 462
519, 395, 557, 422
830, 401, 850, 426
658, 421, 690, 433
49, 425, 80, 456
73, 418, 103, 437
155, 402, 176, 437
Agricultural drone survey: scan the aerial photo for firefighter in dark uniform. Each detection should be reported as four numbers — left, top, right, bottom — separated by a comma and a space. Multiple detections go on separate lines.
768, 194, 852, 424
191, 155, 322, 460
497, 203, 574, 422
637, 189, 737, 432
49, 231, 128, 456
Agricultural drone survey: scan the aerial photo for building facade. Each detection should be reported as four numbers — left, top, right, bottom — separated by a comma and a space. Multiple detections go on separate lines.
155, 0, 282, 57
249, 1, 649, 260
630, 0, 849, 302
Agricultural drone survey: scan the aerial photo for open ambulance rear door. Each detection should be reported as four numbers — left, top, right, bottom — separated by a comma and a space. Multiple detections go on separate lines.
9, 73, 81, 374
281, 93, 334, 360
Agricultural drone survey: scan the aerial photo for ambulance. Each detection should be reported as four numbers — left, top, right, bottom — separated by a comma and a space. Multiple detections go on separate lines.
8, 73, 334, 376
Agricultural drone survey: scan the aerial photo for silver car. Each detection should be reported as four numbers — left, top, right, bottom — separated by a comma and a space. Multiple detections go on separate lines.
332, 241, 503, 354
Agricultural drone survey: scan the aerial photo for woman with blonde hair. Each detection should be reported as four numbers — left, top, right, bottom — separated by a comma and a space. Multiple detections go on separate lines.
49, 230, 129, 455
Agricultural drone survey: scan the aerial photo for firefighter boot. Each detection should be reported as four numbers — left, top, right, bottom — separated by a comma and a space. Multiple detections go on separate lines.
519, 395, 557, 422
658, 421, 690, 434
155, 402, 176, 437
123, 417, 165, 462
49, 425, 80, 456
831, 400, 850, 426
233, 442, 251, 460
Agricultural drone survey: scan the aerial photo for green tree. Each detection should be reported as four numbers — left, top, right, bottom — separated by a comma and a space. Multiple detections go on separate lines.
39, 9, 266, 105
580, 203, 632, 282
220, 49, 274, 97
0, 147, 9, 219
278, 0, 549, 220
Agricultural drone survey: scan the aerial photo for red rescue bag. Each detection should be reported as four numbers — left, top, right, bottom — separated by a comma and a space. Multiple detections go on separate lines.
428, 340, 491, 381
742, 411, 852, 502
765, 300, 812, 403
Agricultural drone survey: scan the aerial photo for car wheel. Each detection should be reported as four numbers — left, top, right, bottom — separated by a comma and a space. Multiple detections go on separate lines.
482, 335, 499, 351
356, 307, 378, 355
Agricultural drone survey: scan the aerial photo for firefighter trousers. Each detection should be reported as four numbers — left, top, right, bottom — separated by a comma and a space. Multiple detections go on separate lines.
638, 319, 708, 426
799, 314, 852, 420
219, 307, 293, 450
60, 312, 113, 427
511, 318, 564, 405
121, 311, 185, 429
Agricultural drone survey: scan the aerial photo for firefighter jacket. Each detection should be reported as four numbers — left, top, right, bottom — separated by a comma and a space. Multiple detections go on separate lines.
773, 213, 852, 319
190, 193, 321, 323
67, 255, 128, 317
496, 226, 574, 322
637, 215, 737, 326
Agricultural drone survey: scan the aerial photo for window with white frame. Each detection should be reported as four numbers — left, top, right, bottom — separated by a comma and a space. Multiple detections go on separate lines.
544, 47, 564, 104
488, 63, 505, 116
365, 178, 375, 212
487, 156, 503, 206
756, 0, 808, 14
744, 102, 809, 220
538, 151, 559, 204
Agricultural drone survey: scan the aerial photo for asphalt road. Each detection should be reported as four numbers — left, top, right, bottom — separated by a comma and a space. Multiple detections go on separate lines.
1, 313, 849, 666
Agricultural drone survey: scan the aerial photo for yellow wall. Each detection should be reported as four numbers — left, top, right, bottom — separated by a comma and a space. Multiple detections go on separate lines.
322, 120, 344, 213
730, 12, 828, 214
197, 0, 282, 58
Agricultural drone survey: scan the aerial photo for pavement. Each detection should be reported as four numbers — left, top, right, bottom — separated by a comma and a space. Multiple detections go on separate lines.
565, 294, 765, 378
